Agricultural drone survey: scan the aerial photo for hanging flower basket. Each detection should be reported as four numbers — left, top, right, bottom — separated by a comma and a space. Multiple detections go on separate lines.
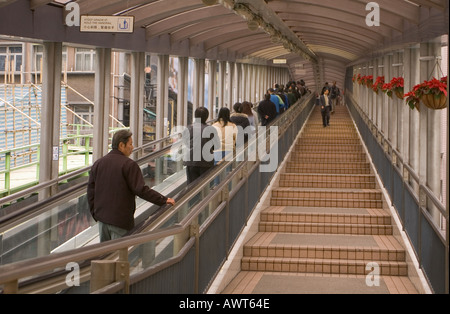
356, 74, 363, 85
404, 76, 447, 111
372, 76, 384, 94
420, 93, 447, 110
364, 75, 373, 88
382, 83, 393, 97
391, 77, 404, 99
395, 88, 404, 100
381, 77, 404, 99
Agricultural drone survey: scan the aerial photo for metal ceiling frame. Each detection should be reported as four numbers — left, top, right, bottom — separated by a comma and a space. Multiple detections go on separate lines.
0, 0, 448, 90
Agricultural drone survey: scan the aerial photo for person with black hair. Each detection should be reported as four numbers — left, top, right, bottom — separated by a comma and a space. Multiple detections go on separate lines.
183, 107, 219, 184
212, 107, 238, 164
87, 129, 175, 242
257, 93, 277, 126
230, 102, 250, 143
330, 81, 340, 112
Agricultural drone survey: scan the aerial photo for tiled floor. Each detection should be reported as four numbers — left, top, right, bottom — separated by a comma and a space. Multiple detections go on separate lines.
220, 105, 420, 294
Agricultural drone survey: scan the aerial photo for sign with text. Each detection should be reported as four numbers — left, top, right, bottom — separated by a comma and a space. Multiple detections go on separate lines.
80, 15, 134, 33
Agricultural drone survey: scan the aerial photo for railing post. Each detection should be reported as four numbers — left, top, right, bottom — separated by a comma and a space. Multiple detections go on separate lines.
84, 136, 90, 171
76, 125, 81, 146
3, 279, 18, 294
116, 248, 130, 294
4, 151, 11, 194
62, 140, 68, 174
90, 260, 116, 293
90, 249, 130, 294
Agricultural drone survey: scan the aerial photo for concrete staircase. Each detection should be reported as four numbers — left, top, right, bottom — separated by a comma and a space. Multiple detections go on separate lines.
221, 105, 419, 294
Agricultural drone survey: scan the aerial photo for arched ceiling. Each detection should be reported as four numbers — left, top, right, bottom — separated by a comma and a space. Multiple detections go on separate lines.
0, 0, 448, 91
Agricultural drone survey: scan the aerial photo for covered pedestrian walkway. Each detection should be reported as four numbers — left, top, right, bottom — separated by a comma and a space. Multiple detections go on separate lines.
0, 0, 448, 296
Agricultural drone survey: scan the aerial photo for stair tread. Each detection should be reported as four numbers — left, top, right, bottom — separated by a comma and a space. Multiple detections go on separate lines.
261, 206, 390, 218
242, 257, 408, 265
262, 205, 387, 213
272, 187, 381, 192
245, 232, 404, 251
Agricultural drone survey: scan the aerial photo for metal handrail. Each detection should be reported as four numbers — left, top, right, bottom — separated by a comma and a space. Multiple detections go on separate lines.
0, 132, 176, 207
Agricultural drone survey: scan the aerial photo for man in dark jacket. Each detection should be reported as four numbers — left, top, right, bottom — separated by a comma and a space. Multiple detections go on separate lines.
329, 81, 340, 113
230, 102, 250, 144
87, 130, 175, 242
183, 107, 219, 184
257, 93, 277, 126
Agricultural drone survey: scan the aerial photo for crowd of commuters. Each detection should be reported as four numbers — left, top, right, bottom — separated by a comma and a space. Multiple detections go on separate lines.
183, 79, 310, 184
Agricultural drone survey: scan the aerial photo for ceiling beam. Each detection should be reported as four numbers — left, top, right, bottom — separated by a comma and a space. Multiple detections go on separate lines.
229, 0, 318, 63
29, 0, 53, 10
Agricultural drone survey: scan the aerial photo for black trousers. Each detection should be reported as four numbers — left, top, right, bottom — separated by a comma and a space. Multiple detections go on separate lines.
186, 166, 212, 185
321, 106, 331, 126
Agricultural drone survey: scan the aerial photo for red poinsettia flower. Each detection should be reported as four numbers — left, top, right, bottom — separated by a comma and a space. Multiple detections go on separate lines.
381, 77, 404, 98
415, 77, 447, 97
390, 77, 404, 89
356, 74, 362, 84
382, 82, 393, 97
404, 90, 420, 110
372, 76, 385, 93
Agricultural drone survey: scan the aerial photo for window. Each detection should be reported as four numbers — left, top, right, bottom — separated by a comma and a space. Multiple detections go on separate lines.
0, 45, 23, 72
75, 48, 95, 72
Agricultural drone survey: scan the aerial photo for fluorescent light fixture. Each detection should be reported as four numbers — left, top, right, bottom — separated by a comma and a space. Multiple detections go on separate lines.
273, 59, 287, 64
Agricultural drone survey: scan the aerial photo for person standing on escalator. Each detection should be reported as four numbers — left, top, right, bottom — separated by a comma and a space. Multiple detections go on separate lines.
87, 129, 175, 242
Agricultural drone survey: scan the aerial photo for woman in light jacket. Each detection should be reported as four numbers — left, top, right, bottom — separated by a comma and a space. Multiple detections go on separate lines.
212, 107, 238, 165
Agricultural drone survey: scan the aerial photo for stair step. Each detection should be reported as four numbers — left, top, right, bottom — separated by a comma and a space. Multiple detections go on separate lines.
270, 189, 384, 207
271, 188, 383, 200
244, 233, 404, 254
279, 179, 376, 189
307, 126, 356, 131
259, 221, 393, 235
286, 165, 371, 174
260, 208, 391, 225
300, 133, 359, 139
270, 198, 383, 208
289, 152, 367, 161
297, 138, 361, 145
279, 173, 376, 189
294, 144, 363, 152
241, 257, 408, 276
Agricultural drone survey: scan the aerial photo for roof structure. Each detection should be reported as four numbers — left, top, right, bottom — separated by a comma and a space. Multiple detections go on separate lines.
0, 0, 448, 90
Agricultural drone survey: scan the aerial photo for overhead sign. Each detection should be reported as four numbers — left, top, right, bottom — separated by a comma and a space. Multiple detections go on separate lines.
80, 15, 134, 33
273, 59, 287, 64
